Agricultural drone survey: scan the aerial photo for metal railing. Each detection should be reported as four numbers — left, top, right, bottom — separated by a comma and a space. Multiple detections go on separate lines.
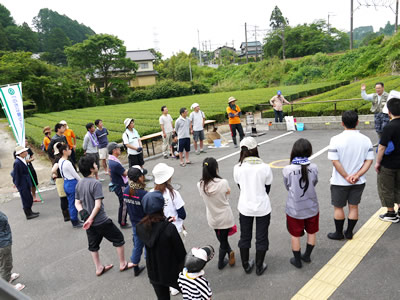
259, 98, 365, 116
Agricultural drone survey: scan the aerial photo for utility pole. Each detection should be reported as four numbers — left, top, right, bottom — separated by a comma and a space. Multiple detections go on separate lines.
197, 29, 202, 65
254, 26, 258, 61
350, 0, 354, 50
327, 12, 335, 33
396, 0, 399, 33
245, 22, 249, 63
189, 60, 193, 81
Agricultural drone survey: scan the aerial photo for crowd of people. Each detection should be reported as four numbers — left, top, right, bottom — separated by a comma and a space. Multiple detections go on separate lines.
2, 86, 400, 299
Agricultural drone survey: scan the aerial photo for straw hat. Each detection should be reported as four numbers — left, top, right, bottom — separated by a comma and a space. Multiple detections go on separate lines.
43, 126, 51, 134
228, 96, 237, 103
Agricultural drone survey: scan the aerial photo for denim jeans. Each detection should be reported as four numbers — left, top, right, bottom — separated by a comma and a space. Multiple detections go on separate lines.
131, 224, 145, 265
64, 179, 78, 221
274, 110, 284, 122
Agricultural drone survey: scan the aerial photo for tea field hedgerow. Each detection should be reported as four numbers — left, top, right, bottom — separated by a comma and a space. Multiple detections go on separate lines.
25, 80, 347, 155
262, 75, 400, 118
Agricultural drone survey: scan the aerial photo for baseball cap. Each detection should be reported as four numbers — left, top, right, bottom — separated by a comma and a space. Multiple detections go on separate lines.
191, 103, 200, 110
277, 90, 282, 95
107, 142, 123, 154
142, 190, 165, 215
240, 137, 258, 150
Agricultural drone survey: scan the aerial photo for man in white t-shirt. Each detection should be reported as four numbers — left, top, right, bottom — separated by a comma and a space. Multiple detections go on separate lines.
189, 103, 206, 155
327, 111, 374, 240
159, 106, 174, 159
122, 118, 144, 168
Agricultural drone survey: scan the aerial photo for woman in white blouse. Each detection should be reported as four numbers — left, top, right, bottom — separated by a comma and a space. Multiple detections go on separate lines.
57, 143, 82, 228
233, 137, 273, 276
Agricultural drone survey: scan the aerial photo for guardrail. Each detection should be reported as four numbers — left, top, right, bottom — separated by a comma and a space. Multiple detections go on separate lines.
259, 98, 365, 116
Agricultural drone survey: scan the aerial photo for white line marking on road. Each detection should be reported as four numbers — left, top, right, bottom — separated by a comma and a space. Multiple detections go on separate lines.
217, 131, 294, 162
309, 145, 329, 160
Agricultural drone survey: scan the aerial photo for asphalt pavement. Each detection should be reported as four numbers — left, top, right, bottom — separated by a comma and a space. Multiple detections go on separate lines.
1, 128, 399, 300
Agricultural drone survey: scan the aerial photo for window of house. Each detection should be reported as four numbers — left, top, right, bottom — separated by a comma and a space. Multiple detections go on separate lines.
139, 62, 149, 69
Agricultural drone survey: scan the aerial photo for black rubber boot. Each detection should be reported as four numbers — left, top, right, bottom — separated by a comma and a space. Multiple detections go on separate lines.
134, 265, 145, 276
344, 219, 358, 239
255, 250, 268, 275
30, 208, 40, 216
301, 244, 314, 263
327, 219, 345, 240
290, 250, 302, 268
62, 210, 70, 222
218, 248, 229, 270
240, 248, 254, 274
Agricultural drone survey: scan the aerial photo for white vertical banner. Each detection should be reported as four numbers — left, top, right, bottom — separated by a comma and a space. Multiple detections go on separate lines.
0, 83, 25, 146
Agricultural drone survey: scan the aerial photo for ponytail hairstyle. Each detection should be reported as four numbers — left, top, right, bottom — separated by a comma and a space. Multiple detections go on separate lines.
200, 157, 221, 196
57, 142, 69, 156
290, 138, 313, 196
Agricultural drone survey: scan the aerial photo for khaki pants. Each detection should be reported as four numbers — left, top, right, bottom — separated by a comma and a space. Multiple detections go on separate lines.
0, 245, 13, 282
378, 166, 400, 208
162, 132, 173, 156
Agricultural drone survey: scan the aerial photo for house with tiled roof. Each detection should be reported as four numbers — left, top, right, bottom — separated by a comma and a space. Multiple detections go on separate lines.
239, 41, 263, 59
126, 50, 158, 87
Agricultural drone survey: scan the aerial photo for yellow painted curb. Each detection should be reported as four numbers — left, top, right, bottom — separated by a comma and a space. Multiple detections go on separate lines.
291, 207, 393, 300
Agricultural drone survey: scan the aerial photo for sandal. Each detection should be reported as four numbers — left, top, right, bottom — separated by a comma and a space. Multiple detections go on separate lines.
185, 161, 192, 164
120, 261, 134, 272
9, 273, 19, 283
96, 264, 113, 276
33, 199, 41, 203
14, 283, 25, 291
180, 162, 186, 167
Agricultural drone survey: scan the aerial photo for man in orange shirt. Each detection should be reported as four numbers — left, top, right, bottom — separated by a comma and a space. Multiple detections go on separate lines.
226, 96, 245, 148
59, 120, 77, 166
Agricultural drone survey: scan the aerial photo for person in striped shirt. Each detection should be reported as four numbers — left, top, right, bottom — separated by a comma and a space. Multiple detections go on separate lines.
178, 246, 213, 300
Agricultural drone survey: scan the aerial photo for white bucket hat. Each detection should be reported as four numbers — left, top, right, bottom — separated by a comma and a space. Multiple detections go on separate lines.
240, 137, 258, 150
191, 103, 200, 110
152, 163, 174, 185
15, 145, 29, 155
124, 118, 134, 128
383, 90, 400, 114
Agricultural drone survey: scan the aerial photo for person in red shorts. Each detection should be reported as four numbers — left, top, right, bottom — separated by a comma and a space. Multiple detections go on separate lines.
283, 138, 319, 269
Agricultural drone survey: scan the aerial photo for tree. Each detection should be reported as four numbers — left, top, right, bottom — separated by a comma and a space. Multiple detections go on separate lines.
65, 34, 137, 97
40, 28, 71, 65
269, 6, 289, 59
5, 23, 39, 52
149, 48, 163, 65
263, 20, 349, 59
0, 4, 15, 28
378, 21, 395, 35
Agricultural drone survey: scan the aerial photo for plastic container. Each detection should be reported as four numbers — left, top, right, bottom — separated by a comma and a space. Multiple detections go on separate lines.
213, 139, 221, 148
297, 123, 304, 131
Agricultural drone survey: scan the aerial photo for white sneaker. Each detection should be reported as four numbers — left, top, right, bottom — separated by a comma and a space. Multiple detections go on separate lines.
98, 178, 105, 182
170, 287, 180, 296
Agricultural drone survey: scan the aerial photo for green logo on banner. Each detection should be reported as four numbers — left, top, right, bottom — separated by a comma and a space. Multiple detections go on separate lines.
8, 88, 15, 95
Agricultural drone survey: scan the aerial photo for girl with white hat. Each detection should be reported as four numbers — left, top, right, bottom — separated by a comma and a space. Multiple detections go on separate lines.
151, 162, 187, 297
233, 137, 273, 276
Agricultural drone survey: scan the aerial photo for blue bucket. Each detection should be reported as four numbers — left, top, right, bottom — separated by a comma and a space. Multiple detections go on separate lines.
213, 139, 221, 148
297, 123, 304, 131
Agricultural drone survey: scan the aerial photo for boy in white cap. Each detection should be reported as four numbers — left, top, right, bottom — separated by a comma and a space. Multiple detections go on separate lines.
178, 246, 214, 300
189, 103, 206, 155
123, 118, 144, 168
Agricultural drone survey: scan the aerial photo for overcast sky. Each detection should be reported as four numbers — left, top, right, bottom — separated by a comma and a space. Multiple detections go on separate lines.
1, 0, 397, 57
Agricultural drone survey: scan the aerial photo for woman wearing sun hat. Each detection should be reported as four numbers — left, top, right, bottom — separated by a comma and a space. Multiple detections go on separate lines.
233, 137, 273, 276
226, 96, 245, 148
12, 145, 40, 219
